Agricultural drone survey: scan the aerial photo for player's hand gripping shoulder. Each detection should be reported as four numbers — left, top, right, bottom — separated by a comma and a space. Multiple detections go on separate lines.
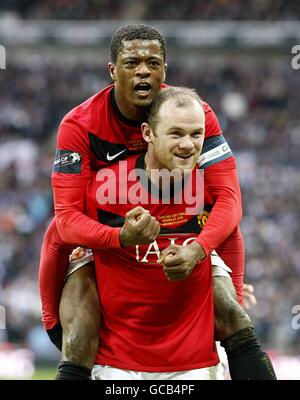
119, 206, 160, 247
158, 242, 205, 281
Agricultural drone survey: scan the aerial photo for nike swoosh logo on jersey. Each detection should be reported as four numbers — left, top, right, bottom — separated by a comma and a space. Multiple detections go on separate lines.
106, 149, 127, 161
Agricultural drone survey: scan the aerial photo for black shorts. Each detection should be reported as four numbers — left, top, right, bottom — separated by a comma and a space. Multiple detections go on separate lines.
47, 323, 62, 351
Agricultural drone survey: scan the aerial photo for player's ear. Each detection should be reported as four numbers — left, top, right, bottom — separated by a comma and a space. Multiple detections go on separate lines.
108, 62, 116, 82
162, 63, 167, 82
141, 123, 152, 143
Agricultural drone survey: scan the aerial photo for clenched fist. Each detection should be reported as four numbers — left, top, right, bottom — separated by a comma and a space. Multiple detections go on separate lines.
158, 242, 205, 281
119, 206, 160, 247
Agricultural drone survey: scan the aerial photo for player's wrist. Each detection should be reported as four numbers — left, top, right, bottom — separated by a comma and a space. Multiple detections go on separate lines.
189, 241, 206, 261
119, 226, 130, 248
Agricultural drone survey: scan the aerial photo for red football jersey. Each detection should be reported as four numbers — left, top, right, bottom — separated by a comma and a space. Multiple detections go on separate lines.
51, 83, 238, 253
40, 83, 244, 331
85, 154, 219, 371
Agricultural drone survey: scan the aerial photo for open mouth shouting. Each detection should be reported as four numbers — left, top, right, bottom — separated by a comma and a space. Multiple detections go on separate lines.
134, 81, 152, 97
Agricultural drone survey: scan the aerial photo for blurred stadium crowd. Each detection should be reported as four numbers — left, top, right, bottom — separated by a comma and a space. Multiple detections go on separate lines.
0, 1, 300, 372
1, 0, 300, 20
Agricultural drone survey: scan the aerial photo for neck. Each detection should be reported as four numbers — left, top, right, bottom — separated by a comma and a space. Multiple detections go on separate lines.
144, 152, 154, 180
144, 151, 159, 177
114, 86, 148, 121
144, 152, 183, 188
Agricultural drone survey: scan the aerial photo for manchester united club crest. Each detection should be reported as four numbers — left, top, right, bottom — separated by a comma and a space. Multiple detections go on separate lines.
197, 210, 210, 229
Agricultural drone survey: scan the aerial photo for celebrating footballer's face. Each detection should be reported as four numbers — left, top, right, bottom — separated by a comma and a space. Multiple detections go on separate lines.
142, 88, 205, 175
109, 39, 166, 120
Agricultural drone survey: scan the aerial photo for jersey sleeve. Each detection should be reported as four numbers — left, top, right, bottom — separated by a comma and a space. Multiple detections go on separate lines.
39, 218, 75, 330
203, 101, 222, 138
196, 102, 244, 302
201, 101, 236, 169
195, 157, 242, 255
195, 101, 242, 253
51, 117, 121, 249
215, 226, 245, 305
